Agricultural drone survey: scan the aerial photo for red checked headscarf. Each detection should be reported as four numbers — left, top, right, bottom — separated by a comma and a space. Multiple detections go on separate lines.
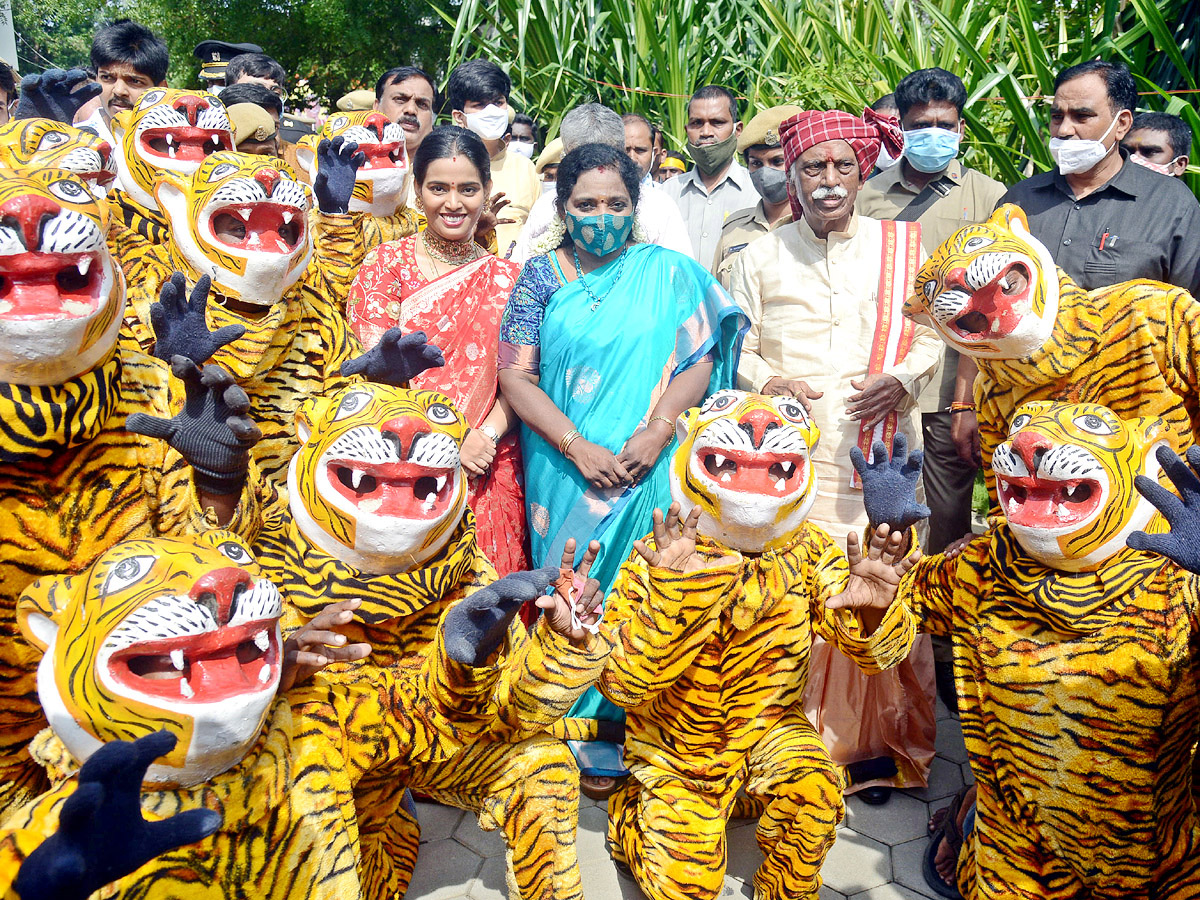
779, 107, 904, 220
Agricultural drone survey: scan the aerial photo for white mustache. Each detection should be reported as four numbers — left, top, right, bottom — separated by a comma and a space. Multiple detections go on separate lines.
811, 185, 849, 200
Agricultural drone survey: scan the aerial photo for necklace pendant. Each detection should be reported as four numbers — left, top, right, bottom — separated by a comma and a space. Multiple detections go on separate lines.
591, 301, 600, 311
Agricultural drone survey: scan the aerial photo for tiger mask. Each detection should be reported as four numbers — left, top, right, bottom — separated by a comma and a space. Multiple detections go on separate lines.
294, 111, 410, 217
669, 390, 820, 552
156, 151, 313, 306
905, 204, 1060, 359
0, 118, 116, 199
110, 88, 234, 212
289, 384, 470, 573
16, 532, 283, 787
992, 401, 1166, 572
0, 169, 123, 386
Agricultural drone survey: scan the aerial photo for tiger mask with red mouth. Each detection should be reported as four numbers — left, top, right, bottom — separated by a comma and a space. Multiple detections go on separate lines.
289, 384, 469, 573
905, 204, 1060, 359
110, 88, 234, 214
0, 118, 116, 199
992, 401, 1167, 572
16, 531, 283, 788
0, 168, 123, 385
156, 152, 313, 306
670, 390, 820, 552
295, 112, 410, 217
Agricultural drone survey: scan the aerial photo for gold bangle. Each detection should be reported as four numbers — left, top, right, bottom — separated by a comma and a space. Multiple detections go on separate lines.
559, 429, 581, 455
648, 415, 674, 429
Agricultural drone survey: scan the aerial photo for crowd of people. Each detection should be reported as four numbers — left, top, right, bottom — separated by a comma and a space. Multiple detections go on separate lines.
0, 14, 1198, 900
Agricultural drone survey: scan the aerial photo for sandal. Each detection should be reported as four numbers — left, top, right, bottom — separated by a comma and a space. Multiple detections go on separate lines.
580, 774, 626, 801
923, 787, 970, 899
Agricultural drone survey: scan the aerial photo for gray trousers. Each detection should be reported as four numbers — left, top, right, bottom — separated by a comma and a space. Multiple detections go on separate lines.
920, 411, 977, 555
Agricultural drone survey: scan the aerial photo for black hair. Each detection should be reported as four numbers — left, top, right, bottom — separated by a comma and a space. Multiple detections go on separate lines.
413, 125, 491, 186
1130, 110, 1194, 158
555, 142, 640, 213
894, 67, 967, 118
664, 150, 686, 163
0, 61, 16, 98
446, 59, 510, 113
375, 65, 437, 106
1054, 59, 1138, 115
91, 19, 169, 84
217, 82, 283, 118
689, 84, 739, 123
649, 122, 661, 145
226, 53, 287, 92
512, 112, 538, 141
871, 93, 898, 115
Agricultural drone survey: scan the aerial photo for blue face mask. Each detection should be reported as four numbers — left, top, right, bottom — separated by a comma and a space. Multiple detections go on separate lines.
565, 211, 633, 257
902, 126, 961, 173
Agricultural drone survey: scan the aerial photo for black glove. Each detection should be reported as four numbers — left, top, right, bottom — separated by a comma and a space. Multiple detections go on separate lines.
851, 433, 930, 532
149, 272, 245, 366
13, 731, 221, 900
126, 358, 261, 496
312, 136, 366, 215
15, 68, 102, 123
443, 568, 558, 666
340, 328, 445, 386
1128, 444, 1200, 574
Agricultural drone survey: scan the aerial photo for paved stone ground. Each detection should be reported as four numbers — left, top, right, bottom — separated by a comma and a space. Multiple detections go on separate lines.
405, 695, 969, 900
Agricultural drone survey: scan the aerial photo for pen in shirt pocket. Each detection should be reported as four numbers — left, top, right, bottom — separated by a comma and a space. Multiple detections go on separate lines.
1098, 226, 1119, 251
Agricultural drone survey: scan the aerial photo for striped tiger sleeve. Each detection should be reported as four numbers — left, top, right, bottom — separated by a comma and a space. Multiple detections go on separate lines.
309, 211, 368, 314
896, 551, 965, 638
597, 554, 741, 710
807, 532, 917, 675
488, 617, 610, 740
1163, 283, 1200, 399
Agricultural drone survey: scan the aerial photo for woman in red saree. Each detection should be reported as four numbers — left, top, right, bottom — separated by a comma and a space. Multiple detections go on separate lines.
346, 126, 529, 575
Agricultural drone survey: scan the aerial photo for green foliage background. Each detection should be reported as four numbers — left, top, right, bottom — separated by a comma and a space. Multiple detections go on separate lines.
10, 0, 1198, 190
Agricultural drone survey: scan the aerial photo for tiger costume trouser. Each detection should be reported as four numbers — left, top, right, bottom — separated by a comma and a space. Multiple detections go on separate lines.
358, 734, 583, 900
958, 778, 1200, 900
607, 711, 844, 900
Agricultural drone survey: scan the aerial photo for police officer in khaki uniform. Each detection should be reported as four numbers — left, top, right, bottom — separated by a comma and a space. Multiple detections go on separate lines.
712, 104, 802, 288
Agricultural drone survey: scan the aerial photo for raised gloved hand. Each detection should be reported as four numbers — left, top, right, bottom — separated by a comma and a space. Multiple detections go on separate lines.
340, 327, 445, 386
15, 68, 102, 123
126, 357, 261, 496
149, 273, 245, 366
443, 568, 559, 666
851, 433, 930, 532
1128, 444, 1200, 574
13, 731, 221, 900
313, 136, 366, 215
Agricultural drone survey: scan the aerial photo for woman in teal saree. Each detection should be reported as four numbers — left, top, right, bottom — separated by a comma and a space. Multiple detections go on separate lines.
498, 143, 746, 794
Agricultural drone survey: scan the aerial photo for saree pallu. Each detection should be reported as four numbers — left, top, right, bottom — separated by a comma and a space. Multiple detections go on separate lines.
523, 243, 746, 725
348, 239, 529, 575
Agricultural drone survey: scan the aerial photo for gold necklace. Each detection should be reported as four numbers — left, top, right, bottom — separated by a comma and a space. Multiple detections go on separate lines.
422, 229, 481, 266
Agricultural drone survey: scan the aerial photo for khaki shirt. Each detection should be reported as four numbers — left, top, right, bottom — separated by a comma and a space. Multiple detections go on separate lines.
856, 159, 1007, 412
712, 200, 792, 289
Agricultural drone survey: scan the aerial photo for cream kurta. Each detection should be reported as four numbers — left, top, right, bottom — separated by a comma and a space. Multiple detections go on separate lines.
727, 211, 940, 791
727, 212, 942, 543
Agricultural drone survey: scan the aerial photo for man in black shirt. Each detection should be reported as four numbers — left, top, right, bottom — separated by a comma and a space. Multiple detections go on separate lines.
999, 60, 1200, 294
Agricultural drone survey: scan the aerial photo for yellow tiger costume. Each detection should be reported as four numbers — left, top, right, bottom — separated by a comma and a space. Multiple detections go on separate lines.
107, 88, 234, 244
905, 204, 1200, 503
0, 169, 262, 817
0, 530, 512, 899
113, 152, 368, 491
898, 401, 1200, 899
261, 383, 608, 900
0, 118, 116, 198
599, 392, 918, 900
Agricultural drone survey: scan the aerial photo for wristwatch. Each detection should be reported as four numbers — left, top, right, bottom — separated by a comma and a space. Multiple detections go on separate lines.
479, 424, 500, 444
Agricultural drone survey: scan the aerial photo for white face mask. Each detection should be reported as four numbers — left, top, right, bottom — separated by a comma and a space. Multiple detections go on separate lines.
875, 143, 901, 171
1048, 114, 1121, 175
1129, 153, 1184, 177
462, 104, 509, 141
509, 140, 535, 159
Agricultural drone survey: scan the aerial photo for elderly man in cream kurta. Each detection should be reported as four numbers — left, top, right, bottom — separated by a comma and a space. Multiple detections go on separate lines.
728, 109, 940, 801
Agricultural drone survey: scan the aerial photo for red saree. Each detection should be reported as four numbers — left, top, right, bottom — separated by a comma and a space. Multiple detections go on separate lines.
347, 236, 529, 575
